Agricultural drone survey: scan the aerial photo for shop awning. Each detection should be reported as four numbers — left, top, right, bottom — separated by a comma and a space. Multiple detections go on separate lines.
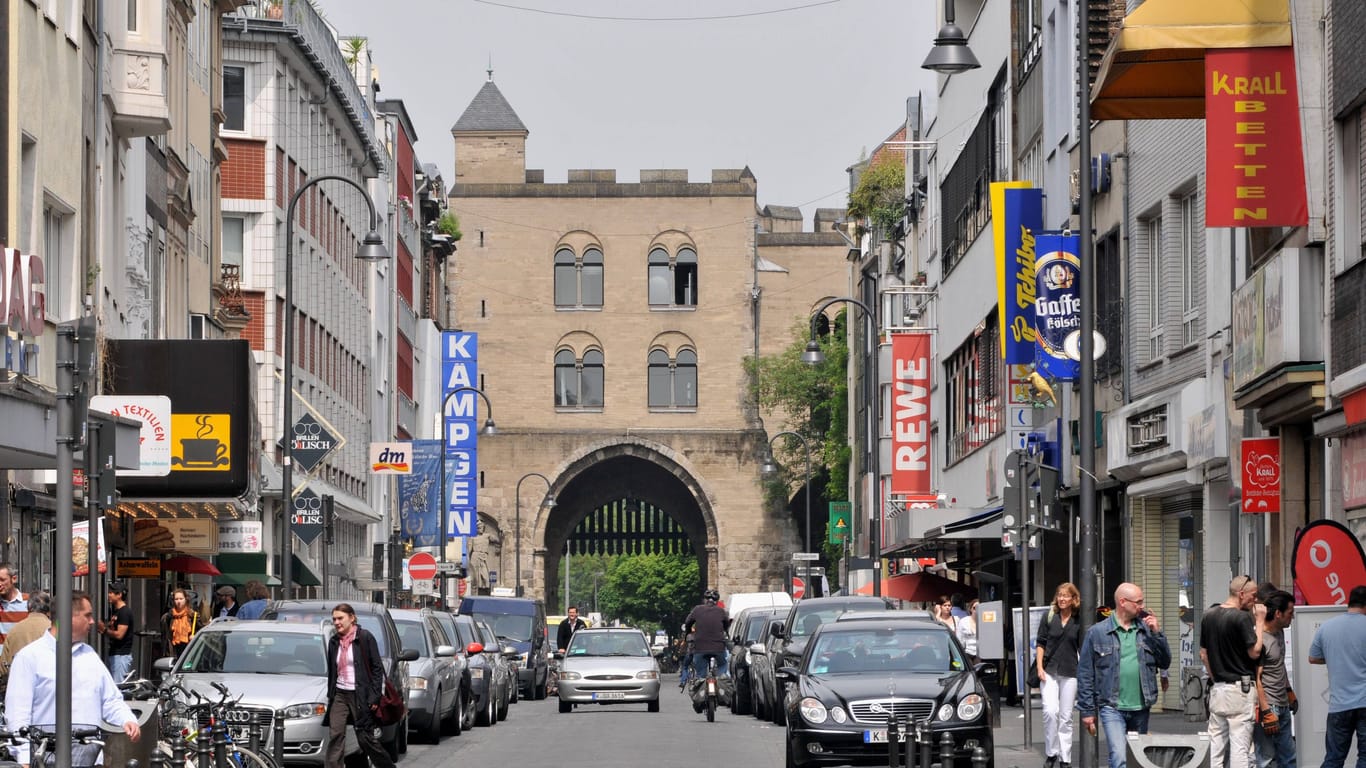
214, 553, 319, 587
922, 506, 1004, 541
1090, 0, 1292, 120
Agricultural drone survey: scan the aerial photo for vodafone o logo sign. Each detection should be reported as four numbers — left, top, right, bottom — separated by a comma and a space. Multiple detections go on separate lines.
1292, 520, 1366, 605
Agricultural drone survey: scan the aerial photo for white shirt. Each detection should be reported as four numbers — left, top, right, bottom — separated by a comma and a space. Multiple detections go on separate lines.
3, 632, 135, 763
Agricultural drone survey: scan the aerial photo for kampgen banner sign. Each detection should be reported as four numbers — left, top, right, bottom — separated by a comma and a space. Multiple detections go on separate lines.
992, 184, 1042, 364
890, 332, 933, 497
442, 332, 479, 539
1033, 234, 1081, 381
1205, 46, 1308, 227
397, 439, 441, 548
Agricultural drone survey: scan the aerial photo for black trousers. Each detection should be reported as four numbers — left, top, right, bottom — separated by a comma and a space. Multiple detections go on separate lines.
326, 689, 394, 768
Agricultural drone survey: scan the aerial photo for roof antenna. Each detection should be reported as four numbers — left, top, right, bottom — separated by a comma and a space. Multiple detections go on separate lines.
487, 55, 494, 82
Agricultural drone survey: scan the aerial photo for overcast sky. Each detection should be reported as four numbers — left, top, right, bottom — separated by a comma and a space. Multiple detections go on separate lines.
318, 0, 937, 225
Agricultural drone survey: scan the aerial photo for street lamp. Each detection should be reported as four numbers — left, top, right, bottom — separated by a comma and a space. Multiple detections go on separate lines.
921, 0, 981, 74
439, 385, 496, 606
804, 296, 880, 597
281, 176, 388, 596
515, 472, 556, 598
763, 431, 813, 598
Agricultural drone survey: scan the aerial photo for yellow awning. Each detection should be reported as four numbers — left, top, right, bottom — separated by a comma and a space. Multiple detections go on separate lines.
1090, 0, 1292, 120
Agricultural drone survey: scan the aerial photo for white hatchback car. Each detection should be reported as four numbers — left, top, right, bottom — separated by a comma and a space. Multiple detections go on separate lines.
556, 627, 661, 713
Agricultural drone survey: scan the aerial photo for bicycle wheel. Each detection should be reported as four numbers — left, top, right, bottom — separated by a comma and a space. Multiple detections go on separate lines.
233, 745, 280, 768
706, 691, 716, 722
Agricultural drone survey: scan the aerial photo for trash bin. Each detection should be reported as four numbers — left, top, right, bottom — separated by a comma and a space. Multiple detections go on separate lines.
103, 700, 158, 768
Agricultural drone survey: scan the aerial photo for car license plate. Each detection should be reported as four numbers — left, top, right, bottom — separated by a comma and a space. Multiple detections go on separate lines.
592, 692, 625, 700
230, 727, 251, 744
863, 729, 908, 743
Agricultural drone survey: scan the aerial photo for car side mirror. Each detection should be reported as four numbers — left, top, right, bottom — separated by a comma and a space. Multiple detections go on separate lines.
775, 666, 799, 682
435, 645, 457, 658
502, 647, 520, 658
770, 622, 785, 638
153, 657, 175, 673
466, 642, 484, 655
554, 651, 564, 660
398, 648, 420, 662
749, 643, 767, 655
974, 662, 998, 677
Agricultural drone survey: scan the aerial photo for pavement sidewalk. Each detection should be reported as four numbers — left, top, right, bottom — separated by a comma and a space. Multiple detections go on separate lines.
993, 702, 1209, 768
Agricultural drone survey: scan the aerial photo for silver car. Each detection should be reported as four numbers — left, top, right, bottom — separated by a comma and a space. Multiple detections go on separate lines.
556, 627, 661, 713
391, 609, 463, 743
157, 618, 357, 766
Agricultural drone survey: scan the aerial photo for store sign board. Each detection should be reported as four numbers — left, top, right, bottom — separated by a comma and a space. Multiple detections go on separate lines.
889, 332, 932, 496
1344, 433, 1366, 511
218, 521, 263, 553
1292, 520, 1366, 605
1240, 437, 1282, 514
442, 331, 479, 540
91, 395, 172, 476
133, 518, 219, 553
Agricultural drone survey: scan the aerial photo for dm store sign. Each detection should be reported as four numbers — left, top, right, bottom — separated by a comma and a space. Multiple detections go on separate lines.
1033, 234, 1081, 381
442, 332, 480, 540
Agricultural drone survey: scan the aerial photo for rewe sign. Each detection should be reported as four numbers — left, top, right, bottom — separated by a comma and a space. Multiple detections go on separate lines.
890, 332, 932, 496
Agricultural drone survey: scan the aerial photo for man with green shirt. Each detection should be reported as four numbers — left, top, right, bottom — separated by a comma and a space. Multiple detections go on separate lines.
1076, 582, 1173, 768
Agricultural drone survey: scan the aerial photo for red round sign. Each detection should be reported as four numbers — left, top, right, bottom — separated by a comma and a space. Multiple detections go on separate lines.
792, 577, 806, 600
408, 552, 438, 581
457, 579, 468, 597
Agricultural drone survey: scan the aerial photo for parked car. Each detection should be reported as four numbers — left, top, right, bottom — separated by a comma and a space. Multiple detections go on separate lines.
439, 613, 507, 728
458, 595, 549, 700
556, 627, 660, 713
155, 617, 358, 766
427, 611, 478, 733
778, 613, 994, 768
747, 614, 787, 721
390, 609, 464, 742
764, 596, 896, 726
728, 606, 785, 716
262, 600, 416, 760
474, 619, 517, 722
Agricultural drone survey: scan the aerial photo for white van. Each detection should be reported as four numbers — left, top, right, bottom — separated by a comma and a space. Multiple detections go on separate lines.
723, 591, 794, 617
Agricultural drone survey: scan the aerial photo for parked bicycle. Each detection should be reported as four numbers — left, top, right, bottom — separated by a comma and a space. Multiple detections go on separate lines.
0, 724, 110, 768
158, 681, 278, 768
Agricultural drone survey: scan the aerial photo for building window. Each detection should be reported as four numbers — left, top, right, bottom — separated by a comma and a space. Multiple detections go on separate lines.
1180, 193, 1200, 347
554, 348, 604, 408
1144, 216, 1164, 361
222, 215, 244, 267
647, 246, 698, 307
554, 246, 603, 308
943, 317, 1004, 464
127, 0, 136, 31
940, 69, 1008, 278
648, 348, 697, 408
223, 66, 245, 132
43, 204, 71, 321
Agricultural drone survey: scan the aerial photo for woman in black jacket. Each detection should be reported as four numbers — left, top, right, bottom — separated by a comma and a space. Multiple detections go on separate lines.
325, 603, 394, 768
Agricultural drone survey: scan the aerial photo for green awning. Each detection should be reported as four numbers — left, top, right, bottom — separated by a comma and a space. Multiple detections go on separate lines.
214, 552, 319, 587
216, 572, 283, 587
290, 554, 321, 588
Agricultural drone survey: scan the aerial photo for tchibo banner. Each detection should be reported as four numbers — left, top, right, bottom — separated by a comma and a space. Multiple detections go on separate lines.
1033, 234, 1081, 381
992, 184, 1043, 364
442, 332, 479, 540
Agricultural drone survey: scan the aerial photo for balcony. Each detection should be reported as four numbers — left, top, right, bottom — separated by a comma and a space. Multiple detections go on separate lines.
106, 0, 170, 136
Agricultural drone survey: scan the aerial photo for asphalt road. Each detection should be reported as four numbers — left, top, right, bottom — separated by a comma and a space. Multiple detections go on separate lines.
400, 686, 786, 768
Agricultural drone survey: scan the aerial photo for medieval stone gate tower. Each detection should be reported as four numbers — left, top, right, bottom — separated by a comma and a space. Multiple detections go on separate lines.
445, 77, 848, 604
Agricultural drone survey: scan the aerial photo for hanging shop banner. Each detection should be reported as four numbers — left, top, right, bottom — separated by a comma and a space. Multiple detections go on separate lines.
72, 518, 108, 576
441, 331, 479, 540
890, 332, 933, 496
992, 185, 1042, 363
1205, 46, 1308, 227
1292, 520, 1366, 605
1343, 433, 1366, 511
370, 442, 412, 474
1033, 234, 1082, 381
828, 501, 851, 545
1239, 436, 1282, 514
398, 439, 441, 548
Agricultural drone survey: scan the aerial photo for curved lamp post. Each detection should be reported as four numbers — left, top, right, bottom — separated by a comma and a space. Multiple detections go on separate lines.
804, 296, 881, 597
515, 472, 556, 597
439, 386, 496, 606
282, 176, 388, 595
763, 431, 813, 598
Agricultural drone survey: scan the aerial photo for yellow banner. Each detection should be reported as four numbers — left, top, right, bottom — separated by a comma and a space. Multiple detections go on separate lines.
991, 181, 1033, 358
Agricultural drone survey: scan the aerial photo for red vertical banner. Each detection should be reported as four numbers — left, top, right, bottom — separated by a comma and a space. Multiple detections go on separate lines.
890, 332, 933, 496
1240, 436, 1282, 514
1205, 47, 1308, 227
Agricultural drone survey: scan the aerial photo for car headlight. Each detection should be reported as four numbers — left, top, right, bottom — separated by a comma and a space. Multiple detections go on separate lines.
956, 694, 985, 721
937, 704, 956, 722
559, 670, 581, 680
282, 703, 328, 719
519, 652, 530, 665
469, 668, 484, 679
830, 706, 848, 724
799, 697, 828, 724
635, 670, 658, 680
406, 677, 428, 690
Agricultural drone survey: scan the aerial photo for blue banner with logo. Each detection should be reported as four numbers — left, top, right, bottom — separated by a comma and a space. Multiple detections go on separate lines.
397, 440, 441, 547
1001, 188, 1043, 364
441, 331, 479, 540
1034, 234, 1082, 380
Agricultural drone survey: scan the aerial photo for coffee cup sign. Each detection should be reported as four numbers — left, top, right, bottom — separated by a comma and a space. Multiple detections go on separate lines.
170, 413, 232, 472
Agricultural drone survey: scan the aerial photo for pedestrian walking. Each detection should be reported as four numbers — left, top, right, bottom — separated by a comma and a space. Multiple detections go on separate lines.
557, 607, 587, 652
1038, 582, 1083, 768
0, 590, 51, 698
1076, 582, 1171, 768
100, 580, 135, 682
957, 598, 980, 664
0, 562, 29, 646
1201, 575, 1266, 768
213, 585, 239, 618
235, 580, 270, 619
325, 603, 394, 768
160, 588, 200, 660
1253, 590, 1296, 768
934, 596, 957, 631
1307, 584, 1366, 768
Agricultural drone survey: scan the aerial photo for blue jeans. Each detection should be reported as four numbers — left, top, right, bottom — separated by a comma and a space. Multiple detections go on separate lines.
107, 654, 133, 683
1098, 706, 1150, 768
1253, 703, 1295, 768
679, 655, 693, 686
1323, 708, 1366, 768
693, 651, 728, 678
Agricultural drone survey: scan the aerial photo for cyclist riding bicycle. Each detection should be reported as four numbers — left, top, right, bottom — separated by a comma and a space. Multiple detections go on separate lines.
683, 589, 730, 680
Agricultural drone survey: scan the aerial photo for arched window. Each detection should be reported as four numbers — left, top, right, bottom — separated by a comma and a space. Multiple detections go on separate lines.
554, 247, 605, 308
554, 348, 605, 408
647, 348, 698, 409
646, 246, 699, 307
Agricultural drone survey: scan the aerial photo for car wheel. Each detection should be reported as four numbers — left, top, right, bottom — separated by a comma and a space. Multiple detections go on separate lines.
476, 693, 494, 727
752, 684, 765, 720
462, 688, 477, 731
398, 718, 409, 754
445, 688, 463, 737
558, 699, 572, 713
785, 731, 799, 768
647, 698, 660, 713
423, 696, 442, 744
733, 678, 750, 716
537, 666, 549, 699
772, 695, 786, 726
498, 687, 510, 720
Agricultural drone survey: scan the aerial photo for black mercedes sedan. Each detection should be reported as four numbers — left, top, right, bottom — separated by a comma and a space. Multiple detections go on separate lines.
777, 616, 994, 768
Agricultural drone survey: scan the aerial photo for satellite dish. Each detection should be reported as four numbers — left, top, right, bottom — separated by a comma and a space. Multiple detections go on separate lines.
1063, 330, 1108, 362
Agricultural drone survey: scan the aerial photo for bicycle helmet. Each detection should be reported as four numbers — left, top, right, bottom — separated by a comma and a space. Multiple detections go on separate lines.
704, 588, 720, 602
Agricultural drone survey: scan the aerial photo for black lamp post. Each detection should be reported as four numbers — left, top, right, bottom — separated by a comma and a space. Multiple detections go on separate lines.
439, 386, 496, 607
515, 472, 556, 597
804, 296, 880, 597
281, 176, 388, 596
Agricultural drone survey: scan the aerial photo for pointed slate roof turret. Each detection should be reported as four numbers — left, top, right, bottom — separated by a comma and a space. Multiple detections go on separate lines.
452, 79, 528, 134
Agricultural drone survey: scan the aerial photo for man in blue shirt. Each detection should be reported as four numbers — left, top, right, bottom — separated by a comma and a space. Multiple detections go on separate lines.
1076, 582, 1172, 768
1308, 584, 1366, 768
4, 590, 141, 766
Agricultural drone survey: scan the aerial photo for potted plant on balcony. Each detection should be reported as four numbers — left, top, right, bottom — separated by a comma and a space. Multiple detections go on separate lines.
263, 0, 283, 19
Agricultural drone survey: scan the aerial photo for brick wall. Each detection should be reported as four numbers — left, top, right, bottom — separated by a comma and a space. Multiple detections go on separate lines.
222, 139, 266, 200
240, 291, 266, 349
1333, 0, 1366, 117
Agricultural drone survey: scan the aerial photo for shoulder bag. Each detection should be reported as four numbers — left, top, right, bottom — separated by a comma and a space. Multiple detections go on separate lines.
358, 631, 406, 726
1027, 614, 1057, 689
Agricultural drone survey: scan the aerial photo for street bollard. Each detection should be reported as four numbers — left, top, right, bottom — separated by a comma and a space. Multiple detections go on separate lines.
888, 714, 901, 768
148, 745, 165, 768
274, 711, 286, 767
212, 717, 228, 768
170, 733, 186, 768
195, 724, 211, 768
248, 719, 263, 755
971, 744, 989, 768
939, 730, 956, 768
918, 723, 933, 768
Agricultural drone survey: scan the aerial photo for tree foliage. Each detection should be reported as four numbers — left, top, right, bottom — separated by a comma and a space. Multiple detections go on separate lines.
847, 156, 906, 235
554, 552, 699, 638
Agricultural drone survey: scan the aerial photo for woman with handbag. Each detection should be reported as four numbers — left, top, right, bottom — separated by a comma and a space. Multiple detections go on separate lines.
1037, 583, 1083, 768
325, 603, 395, 768
160, 588, 200, 660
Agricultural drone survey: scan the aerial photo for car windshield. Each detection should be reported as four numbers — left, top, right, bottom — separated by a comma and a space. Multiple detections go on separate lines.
805, 628, 964, 675
470, 612, 535, 642
396, 620, 430, 656
272, 608, 391, 657
744, 614, 774, 644
179, 630, 327, 676
565, 632, 650, 657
